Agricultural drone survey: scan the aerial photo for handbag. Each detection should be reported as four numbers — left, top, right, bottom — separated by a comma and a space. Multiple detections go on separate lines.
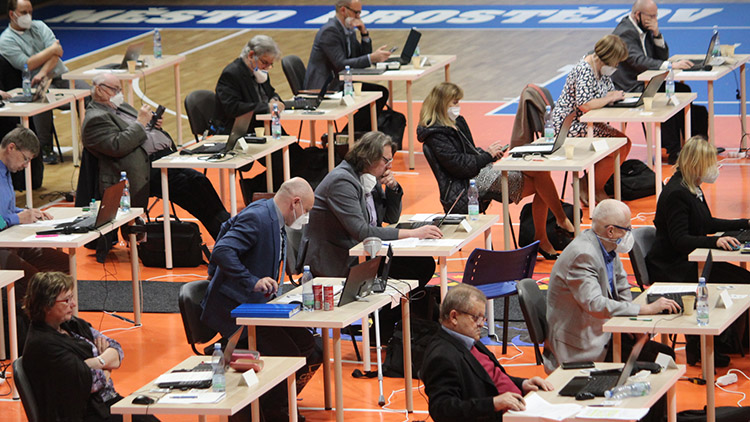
130, 209, 209, 268
518, 201, 581, 251
604, 159, 659, 200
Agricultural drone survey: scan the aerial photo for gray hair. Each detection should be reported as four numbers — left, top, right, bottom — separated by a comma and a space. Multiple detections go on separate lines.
592, 199, 631, 234
336, 0, 353, 9
240, 35, 281, 60
91, 73, 107, 95
439, 284, 486, 323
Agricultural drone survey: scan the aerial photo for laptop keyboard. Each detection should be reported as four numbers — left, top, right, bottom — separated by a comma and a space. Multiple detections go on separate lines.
156, 363, 213, 389
647, 292, 695, 314
581, 374, 620, 396
724, 229, 750, 243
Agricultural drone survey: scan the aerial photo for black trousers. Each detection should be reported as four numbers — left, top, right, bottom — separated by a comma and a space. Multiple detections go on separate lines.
658, 81, 709, 156
148, 167, 230, 240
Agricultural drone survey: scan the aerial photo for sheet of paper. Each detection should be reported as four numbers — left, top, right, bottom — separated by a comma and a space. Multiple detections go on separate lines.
416, 238, 463, 247
646, 284, 695, 295
577, 406, 649, 420
18, 215, 78, 227
408, 213, 442, 222
158, 391, 225, 404
83, 69, 127, 75
24, 233, 82, 242
506, 393, 582, 421
384, 238, 419, 248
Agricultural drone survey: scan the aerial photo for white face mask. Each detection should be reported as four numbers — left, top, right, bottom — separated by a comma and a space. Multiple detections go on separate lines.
253, 67, 268, 84
702, 166, 719, 184
288, 203, 309, 231
15, 13, 32, 30
344, 16, 355, 29
447, 106, 460, 121
601, 65, 617, 77
614, 230, 634, 254
360, 173, 378, 193
109, 92, 124, 109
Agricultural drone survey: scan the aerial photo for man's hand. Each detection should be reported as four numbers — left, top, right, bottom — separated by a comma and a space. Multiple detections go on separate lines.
379, 169, 398, 190
370, 45, 391, 63
352, 18, 367, 34
521, 376, 554, 394
270, 99, 285, 113
0, 90, 10, 100
672, 59, 695, 70
640, 13, 660, 37
17, 209, 45, 224
406, 225, 443, 240
493, 392, 526, 412
136, 104, 152, 127
153, 118, 164, 130
31, 73, 46, 86
716, 236, 741, 251
641, 297, 680, 314
487, 141, 507, 160
253, 277, 279, 295
605, 90, 625, 104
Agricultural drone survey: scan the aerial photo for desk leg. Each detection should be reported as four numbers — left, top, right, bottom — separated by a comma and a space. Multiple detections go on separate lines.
612, 332, 621, 363
249, 326, 261, 420
161, 168, 173, 269
0, 289, 5, 361
123, 416, 132, 422
587, 167, 595, 220
705, 335, 716, 422
283, 145, 291, 181
333, 328, 343, 422
287, 376, 298, 422
587, 122, 594, 138
322, 328, 332, 410
362, 316, 371, 370
684, 103, 692, 145
126, 80, 134, 106
77, 98, 86, 166
573, 172, 581, 235
402, 296, 413, 413
387, 81, 394, 109
230, 170, 238, 216
655, 123, 663, 198
484, 227, 492, 250
501, 171, 510, 250
613, 148, 621, 201
251, 399, 260, 422
69, 248, 78, 316
445, 63, 451, 82
707, 81, 715, 145
70, 97, 80, 166
266, 152, 274, 193
439, 256, 448, 300
646, 122, 654, 169
310, 121, 316, 147
8, 281, 18, 399
370, 102, 378, 131
697, 262, 705, 278
174, 63, 183, 146
347, 112, 355, 151
22, 116, 32, 207
741, 64, 747, 151
667, 383, 677, 422
129, 229, 142, 326
327, 121, 335, 172
406, 81, 415, 170
219, 169, 227, 204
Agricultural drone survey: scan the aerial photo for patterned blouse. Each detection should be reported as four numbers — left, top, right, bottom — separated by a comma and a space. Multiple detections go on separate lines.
70, 327, 124, 403
552, 57, 621, 138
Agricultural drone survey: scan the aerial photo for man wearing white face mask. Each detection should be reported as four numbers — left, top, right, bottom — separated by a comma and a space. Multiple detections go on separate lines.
214, 35, 285, 134
545, 199, 679, 374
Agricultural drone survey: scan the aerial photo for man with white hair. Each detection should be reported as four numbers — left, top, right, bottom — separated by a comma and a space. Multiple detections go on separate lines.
545, 199, 678, 373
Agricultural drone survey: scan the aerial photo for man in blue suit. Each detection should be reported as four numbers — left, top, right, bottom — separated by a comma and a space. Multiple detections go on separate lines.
201, 177, 319, 422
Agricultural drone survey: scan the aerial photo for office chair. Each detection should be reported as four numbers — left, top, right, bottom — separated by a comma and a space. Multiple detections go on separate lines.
517, 278, 548, 365
178, 280, 219, 355
13, 357, 41, 422
629, 226, 657, 291
184, 90, 217, 142
281, 55, 307, 141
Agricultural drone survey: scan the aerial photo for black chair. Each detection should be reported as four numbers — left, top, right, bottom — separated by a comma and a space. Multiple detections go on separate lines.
629, 226, 657, 291
13, 357, 41, 422
178, 280, 218, 355
517, 278, 548, 365
281, 55, 307, 140
184, 90, 216, 142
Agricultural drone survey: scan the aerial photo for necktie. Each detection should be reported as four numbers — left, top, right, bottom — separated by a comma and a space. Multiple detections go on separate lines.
279, 227, 287, 284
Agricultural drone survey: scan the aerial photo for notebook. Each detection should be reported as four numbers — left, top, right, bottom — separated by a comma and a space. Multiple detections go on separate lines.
509, 111, 574, 156
395, 189, 466, 229
558, 334, 648, 397
684, 32, 721, 72
36, 181, 125, 235
284, 75, 333, 110
190, 111, 252, 155
384, 28, 422, 65
606, 71, 668, 108
96, 42, 145, 70
8, 76, 53, 103
338, 256, 383, 307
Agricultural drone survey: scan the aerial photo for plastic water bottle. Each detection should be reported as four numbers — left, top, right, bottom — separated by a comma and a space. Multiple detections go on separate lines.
86, 198, 97, 217
543, 105, 554, 143
665, 62, 675, 101
467, 179, 479, 221
211, 343, 226, 392
301, 265, 314, 312
271, 103, 282, 139
696, 277, 709, 326
711, 25, 721, 58
604, 382, 651, 400
22, 64, 31, 97
343, 65, 354, 97
119, 171, 130, 212
153, 29, 162, 59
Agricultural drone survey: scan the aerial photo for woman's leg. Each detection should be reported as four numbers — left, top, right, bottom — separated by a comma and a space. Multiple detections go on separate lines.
522, 171, 574, 233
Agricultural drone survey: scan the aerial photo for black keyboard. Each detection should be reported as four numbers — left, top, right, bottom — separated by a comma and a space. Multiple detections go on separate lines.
156, 363, 213, 389
582, 374, 620, 396
647, 292, 695, 314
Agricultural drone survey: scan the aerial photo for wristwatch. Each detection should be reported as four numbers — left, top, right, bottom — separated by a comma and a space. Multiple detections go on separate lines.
97, 356, 106, 366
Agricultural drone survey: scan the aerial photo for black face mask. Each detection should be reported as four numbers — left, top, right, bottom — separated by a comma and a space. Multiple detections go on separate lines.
636, 14, 649, 34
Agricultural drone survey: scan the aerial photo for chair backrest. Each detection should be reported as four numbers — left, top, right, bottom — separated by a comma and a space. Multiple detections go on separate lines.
184, 90, 216, 141
178, 280, 218, 355
13, 357, 41, 422
516, 278, 548, 365
281, 55, 306, 96
461, 241, 540, 296
629, 226, 657, 290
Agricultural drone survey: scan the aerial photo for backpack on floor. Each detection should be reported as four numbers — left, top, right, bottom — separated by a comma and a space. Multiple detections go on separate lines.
604, 159, 658, 200
518, 201, 580, 251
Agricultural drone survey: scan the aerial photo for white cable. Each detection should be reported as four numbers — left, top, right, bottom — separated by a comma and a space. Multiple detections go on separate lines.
145, 273, 206, 282
100, 321, 143, 335
714, 369, 750, 407
497, 341, 524, 362
382, 383, 425, 421
632, 211, 655, 223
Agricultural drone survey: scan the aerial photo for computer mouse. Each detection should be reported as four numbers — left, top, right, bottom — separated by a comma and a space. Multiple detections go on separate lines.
575, 391, 595, 401
132, 395, 155, 405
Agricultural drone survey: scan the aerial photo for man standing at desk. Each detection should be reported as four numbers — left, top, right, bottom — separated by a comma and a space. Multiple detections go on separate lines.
82, 73, 229, 239
305, 0, 390, 131
201, 177, 320, 422
422, 284, 553, 422
611, 0, 709, 164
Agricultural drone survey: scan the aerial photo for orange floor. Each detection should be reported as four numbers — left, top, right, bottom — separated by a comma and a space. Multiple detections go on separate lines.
2, 102, 750, 421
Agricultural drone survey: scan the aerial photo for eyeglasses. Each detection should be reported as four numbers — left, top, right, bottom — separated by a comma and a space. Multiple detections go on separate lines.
381, 156, 393, 165
55, 294, 75, 305
255, 56, 274, 69
610, 224, 632, 232
100, 84, 122, 95
457, 309, 486, 325
15, 147, 33, 163
344, 6, 362, 16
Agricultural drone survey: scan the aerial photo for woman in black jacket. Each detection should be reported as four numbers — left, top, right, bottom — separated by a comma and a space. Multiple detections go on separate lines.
417, 82, 574, 259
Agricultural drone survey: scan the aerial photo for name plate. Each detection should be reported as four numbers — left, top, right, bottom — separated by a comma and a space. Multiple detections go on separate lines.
591, 140, 609, 153
340, 95, 355, 107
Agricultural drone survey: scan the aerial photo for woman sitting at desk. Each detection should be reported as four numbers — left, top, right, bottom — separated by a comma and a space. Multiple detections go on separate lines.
417, 82, 575, 260
552, 34, 632, 206
22, 272, 159, 422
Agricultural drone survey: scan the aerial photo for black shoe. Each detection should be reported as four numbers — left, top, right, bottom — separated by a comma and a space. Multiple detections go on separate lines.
685, 344, 731, 368
539, 249, 559, 260
43, 153, 59, 165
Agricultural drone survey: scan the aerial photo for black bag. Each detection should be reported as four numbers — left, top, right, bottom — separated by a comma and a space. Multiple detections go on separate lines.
377, 105, 406, 150
519, 201, 580, 251
382, 319, 440, 379
604, 159, 658, 200
132, 216, 208, 268
677, 406, 750, 422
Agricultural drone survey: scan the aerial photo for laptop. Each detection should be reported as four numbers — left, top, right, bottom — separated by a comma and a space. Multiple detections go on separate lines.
284, 75, 333, 110
684, 32, 720, 72
395, 189, 466, 229
606, 71, 668, 108
190, 111, 253, 155
371, 245, 394, 293
384, 28, 422, 65
348, 67, 387, 76
509, 111, 574, 156
96, 42, 145, 70
338, 256, 383, 307
646, 250, 712, 313
8, 76, 53, 103
37, 181, 125, 235
558, 334, 648, 397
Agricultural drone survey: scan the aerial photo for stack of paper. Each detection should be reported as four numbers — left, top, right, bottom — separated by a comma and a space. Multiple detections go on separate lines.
506, 393, 582, 421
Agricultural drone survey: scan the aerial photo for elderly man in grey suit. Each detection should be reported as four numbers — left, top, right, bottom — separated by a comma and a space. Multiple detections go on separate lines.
545, 199, 678, 374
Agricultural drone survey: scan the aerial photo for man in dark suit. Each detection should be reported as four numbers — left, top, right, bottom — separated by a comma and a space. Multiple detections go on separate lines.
304, 0, 390, 131
422, 284, 553, 422
201, 177, 320, 422
611, 0, 709, 164
214, 35, 284, 134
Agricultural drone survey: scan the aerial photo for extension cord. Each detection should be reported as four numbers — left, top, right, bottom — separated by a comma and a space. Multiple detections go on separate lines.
717, 373, 738, 386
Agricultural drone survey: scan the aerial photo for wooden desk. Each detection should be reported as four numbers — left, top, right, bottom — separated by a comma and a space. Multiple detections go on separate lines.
688, 248, 750, 276
63, 54, 186, 146
236, 277, 419, 422
505, 362, 685, 422
153, 136, 296, 269
0, 207, 144, 325
257, 91, 381, 171
638, 55, 750, 148
581, 92, 696, 198
344, 55, 456, 170
603, 283, 750, 422
111, 355, 304, 422
349, 214, 497, 299
493, 137, 627, 249
0, 88, 89, 206
0, 270, 23, 398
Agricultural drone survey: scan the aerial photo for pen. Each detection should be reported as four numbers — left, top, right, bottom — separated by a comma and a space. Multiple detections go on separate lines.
36, 234, 58, 238
170, 395, 198, 399
629, 317, 652, 321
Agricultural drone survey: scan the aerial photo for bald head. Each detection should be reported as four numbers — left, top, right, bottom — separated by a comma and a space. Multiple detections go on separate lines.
633, 0, 656, 13
275, 177, 314, 226
592, 199, 631, 234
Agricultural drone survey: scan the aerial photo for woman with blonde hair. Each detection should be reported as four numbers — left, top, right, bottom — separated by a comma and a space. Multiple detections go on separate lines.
552, 34, 633, 205
417, 81, 575, 259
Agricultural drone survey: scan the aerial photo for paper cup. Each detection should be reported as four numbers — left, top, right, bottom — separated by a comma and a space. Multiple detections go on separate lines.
411, 56, 421, 69
681, 295, 695, 315
720, 44, 735, 57
353, 83, 363, 96
564, 143, 575, 160
643, 97, 654, 111
127, 60, 136, 73
254, 127, 265, 138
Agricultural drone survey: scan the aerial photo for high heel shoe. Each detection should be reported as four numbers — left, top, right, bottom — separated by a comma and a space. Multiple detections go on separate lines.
539, 249, 559, 260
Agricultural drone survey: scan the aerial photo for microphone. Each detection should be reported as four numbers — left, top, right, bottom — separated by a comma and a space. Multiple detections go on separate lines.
363, 237, 382, 259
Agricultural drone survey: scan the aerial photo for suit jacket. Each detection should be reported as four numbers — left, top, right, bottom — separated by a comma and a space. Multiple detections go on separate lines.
304, 17, 373, 91
214, 57, 280, 133
201, 199, 282, 338
611, 16, 670, 93
647, 171, 749, 282
545, 229, 640, 373
301, 160, 401, 277
422, 328, 525, 422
